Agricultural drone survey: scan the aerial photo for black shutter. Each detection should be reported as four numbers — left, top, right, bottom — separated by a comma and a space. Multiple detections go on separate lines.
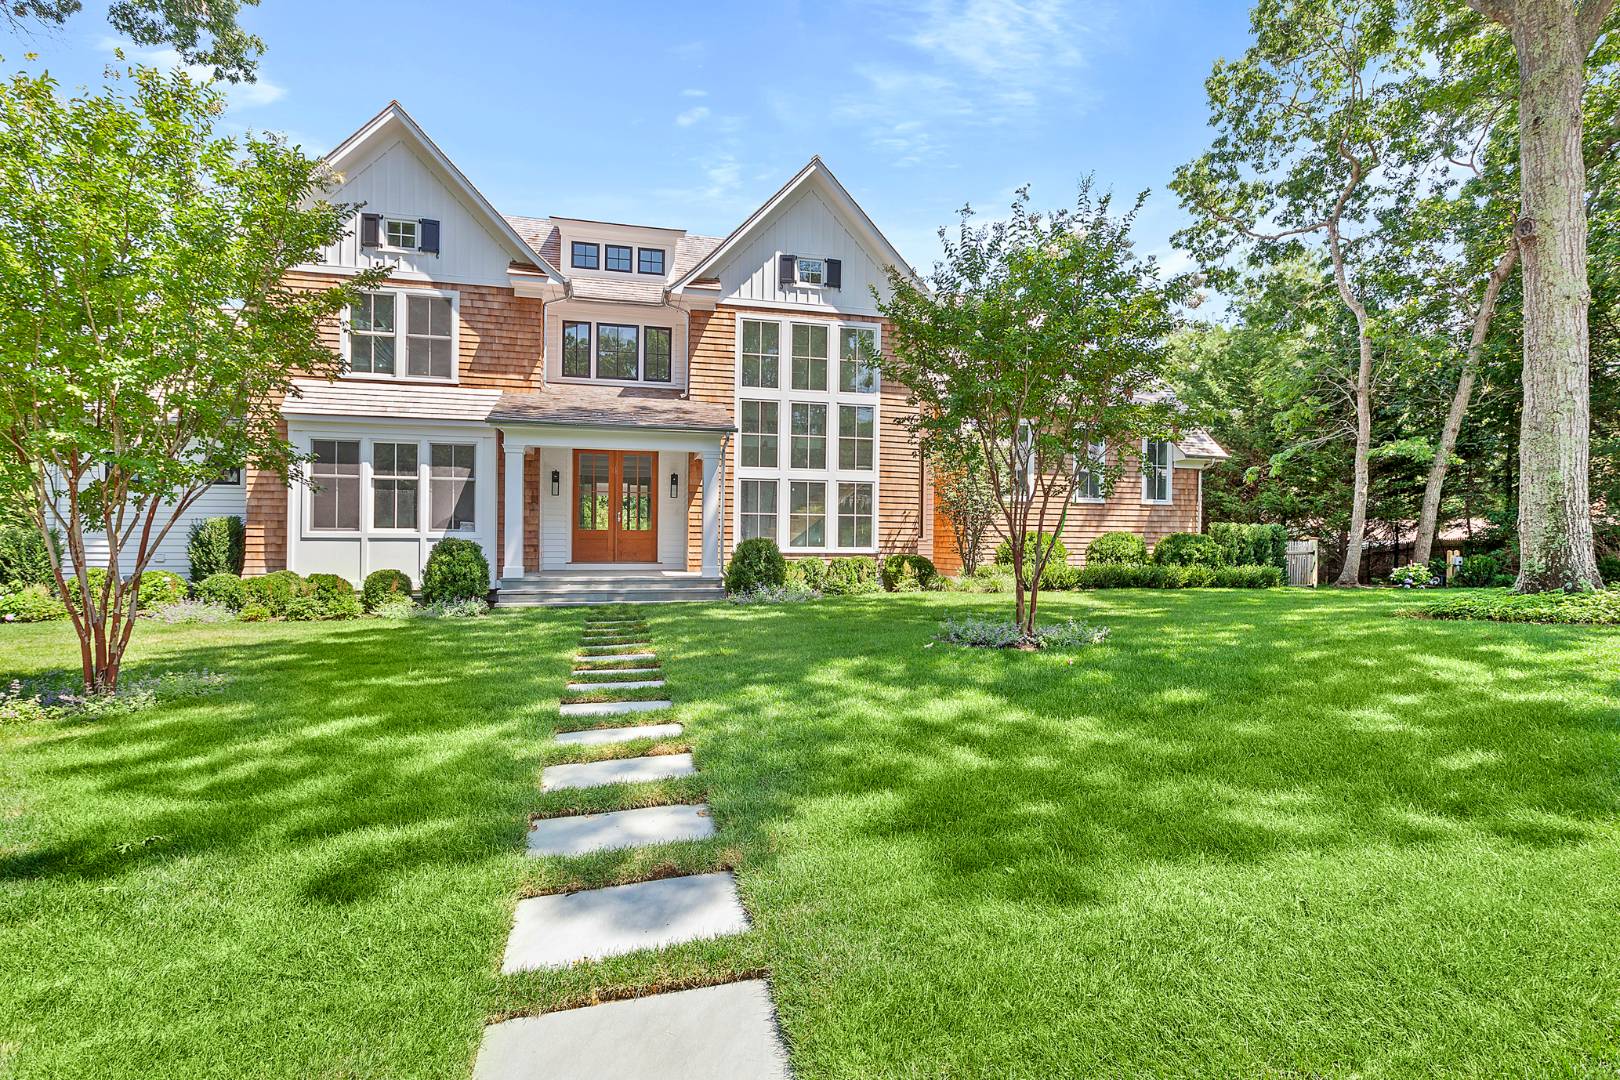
360, 213, 381, 248
778, 253, 797, 287
826, 258, 842, 289
418, 218, 440, 254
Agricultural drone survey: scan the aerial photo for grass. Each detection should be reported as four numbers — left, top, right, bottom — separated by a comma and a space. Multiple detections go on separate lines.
2, 590, 1618, 1077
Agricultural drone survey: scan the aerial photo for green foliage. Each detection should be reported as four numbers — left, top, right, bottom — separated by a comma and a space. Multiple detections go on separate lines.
1390, 564, 1441, 589
784, 557, 829, 593
1411, 590, 1620, 625
1453, 554, 1501, 588
824, 556, 880, 596
936, 614, 1110, 649
415, 598, 489, 619
194, 573, 247, 611
725, 538, 788, 594
1208, 522, 1288, 570
61, 568, 110, 610
0, 526, 57, 588
305, 573, 361, 620
1075, 564, 1282, 589
0, 584, 68, 622
1152, 532, 1227, 567
1042, 562, 1084, 590
238, 601, 270, 623
136, 571, 189, 609
370, 594, 417, 620
148, 599, 234, 624
1085, 532, 1149, 566
242, 571, 310, 617
361, 569, 414, 612
186, 516, 245, 581
995, 532, 1068, 569
420, 539, 490, 604
932, 443, 999, 573
17, 0, 265, 82
727, 584, 818, 605
881, 554, 939, 592
1598, 555, 1620, 587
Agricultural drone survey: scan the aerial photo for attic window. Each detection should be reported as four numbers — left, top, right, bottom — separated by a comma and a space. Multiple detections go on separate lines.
385, 219, 418, 250
796, 257, 825, 286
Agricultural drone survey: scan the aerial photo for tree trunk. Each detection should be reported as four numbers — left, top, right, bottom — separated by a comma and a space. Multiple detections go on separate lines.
1334, 325, 1375, 586
1506, 0, 1604, 590
1413, 242, 1520, 568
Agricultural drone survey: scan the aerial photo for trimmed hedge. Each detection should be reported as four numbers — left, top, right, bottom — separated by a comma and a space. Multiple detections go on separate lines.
1085, 532, 1149, 566
243, 570, 311, 617
421, 538, 490, 604
785, 557, 829, 593
186, 515, 245, 581
361, 568, 413, 612
195, 573, 247, 611
881, 554, 939, 592
1412, 589, 1619, 625
305, 573, 362, 619
1151, 532, 1227, 567
725, 537, 787, 594
1075, 563, 1282, 589
1208, 522, 1288, 571
824, 556, 880, 595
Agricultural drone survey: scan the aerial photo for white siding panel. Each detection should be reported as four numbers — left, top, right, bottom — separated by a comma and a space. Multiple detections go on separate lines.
657, 451, 687, 566
713, 189, 892, 317
61, 480, 248, 578
540, 446, 571, 570
312, 138, 519, 287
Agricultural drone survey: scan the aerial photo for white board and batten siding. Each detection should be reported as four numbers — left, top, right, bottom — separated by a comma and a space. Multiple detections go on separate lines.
59, 480, 247, 578
713, 187, 893, 317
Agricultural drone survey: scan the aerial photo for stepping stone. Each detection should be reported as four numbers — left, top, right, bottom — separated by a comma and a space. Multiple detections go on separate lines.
500, 872, 748, 973
526, 803, 715, 857
542, 753, 694, 791
472, 979, 791, 1080
555, 722, 682, 746
580, 645, 654, 655
572, 666, 660, 676
574, 651, 656, 663
559, 699, 672, 719
565, 679, 666, 692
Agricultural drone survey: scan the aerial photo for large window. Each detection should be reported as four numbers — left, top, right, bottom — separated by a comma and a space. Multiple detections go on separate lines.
791, 323, 828, 391
838, 405, 874, 470
311, 439, 360, 531
559, 320, 674, 383
596, 324, 640, 380
563, 321, 592, 378
789, 481, 825, 548
837, 483, 873, 548
741, 480, 777, 541
1143, 439, 1172, 503
741, 320, 780, 388
741, 400, 778, 468
605, 244, 633, 273
347, 290, 455, 381
1073, 441, 1106, 502
430, 444, 476, 531
570, 242, 599, 270
372, 442, 418, 529
790, 403, 827, 469
644, 327, 672, 383
839, 327, 878, 392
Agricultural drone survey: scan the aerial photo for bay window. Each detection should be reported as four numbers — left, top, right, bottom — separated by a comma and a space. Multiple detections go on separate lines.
558, 320, 675, 383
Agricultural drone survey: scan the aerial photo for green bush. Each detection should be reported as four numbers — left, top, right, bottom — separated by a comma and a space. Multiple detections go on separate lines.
1410, 589, 1619, 625
238, 601, 271, 622
1085, 532, 1149, 566
421, 538, 490, 604
243, 570, 310, 617
0, 584, 68, 623
0, 526, 57, 588
784, 557, 828, 593
1075, 563, 1281, 589
61, 568, 108, 611
725, 537, 787, 594
1208, 522, 1288, 570
361, 569, 414, 612
186, 516, 245, 581
305, 573, 361, 619
824, 556, 879, 595
136, 570, 189, 609
881, 554, 938, 592
195, 572, 247, 611
1152, 532, 1227, 567
1210, 565, 1282, 588
1042, 562, 1083, 590
1597, 555, 1620, 586
994, 532, 1068, 569
1453, 554, 1500, 588
951, 565, 1014, 593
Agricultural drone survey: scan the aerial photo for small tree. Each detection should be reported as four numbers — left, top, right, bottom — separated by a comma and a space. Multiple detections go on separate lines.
880, 182, 1183, 636
932, 442, 998, 573
0, 66, 385, 692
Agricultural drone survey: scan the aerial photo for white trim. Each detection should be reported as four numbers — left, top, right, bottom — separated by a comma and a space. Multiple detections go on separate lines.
340, 286, 461, 384
1071, 441, 1107, 504
1142, 438, 1174, 504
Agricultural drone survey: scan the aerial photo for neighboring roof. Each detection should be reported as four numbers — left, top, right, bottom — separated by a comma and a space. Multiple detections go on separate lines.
672, 156, 920, 292
569, 276, 668, 306
325, 103, 565, 283
1177, 429, 1228, 460
283, 379, 502, 422
490, 385, 735, 433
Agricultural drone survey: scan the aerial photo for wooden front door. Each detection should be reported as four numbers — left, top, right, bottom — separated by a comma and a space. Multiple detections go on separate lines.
572, 450, 658, 563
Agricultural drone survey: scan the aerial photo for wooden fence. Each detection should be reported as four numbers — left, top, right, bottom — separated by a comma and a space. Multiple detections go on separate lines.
1286, 539, 1319, 587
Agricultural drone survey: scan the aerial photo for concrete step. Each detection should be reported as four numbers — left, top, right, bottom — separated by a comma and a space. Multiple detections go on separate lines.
559, 699, 672, 719
554, 722, 682, 746
541, 753, 694, 792
525, 803, 716, 858
565, 679, 666, 692
501, 590, 723, 607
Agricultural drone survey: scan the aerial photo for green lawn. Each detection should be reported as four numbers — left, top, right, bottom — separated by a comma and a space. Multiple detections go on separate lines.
2, 590, 1618, 1078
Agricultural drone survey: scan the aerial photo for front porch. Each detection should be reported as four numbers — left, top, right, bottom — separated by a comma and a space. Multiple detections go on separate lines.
496, 568, 724, 606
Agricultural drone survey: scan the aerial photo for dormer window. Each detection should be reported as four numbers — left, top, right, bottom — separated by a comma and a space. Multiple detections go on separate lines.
604, 244, 633, 273
571, 242, 599, 270
777, 253, 842, 289
796, 257, 826, 285
385, 218, 418, 250
638, 248, 665, 275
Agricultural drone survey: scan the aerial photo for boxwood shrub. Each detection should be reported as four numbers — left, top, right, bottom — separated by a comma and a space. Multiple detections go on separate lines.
136, 570, 190, 608
361, 568, 414, 612
1075, 563, 1281, 589
1151, 532, 1227, 568
186, 515, 245, 581
243, 570, 311, 617
824, 556, 880, 595
1085, 531, 1149, 566
785, 556, 829, 593
994, 532, 1068, 569
725, 537, 787, 594
195, 572, 247, 611
305, 573, 362, 619
421, 538, 490, 604
881, 553, 939, 592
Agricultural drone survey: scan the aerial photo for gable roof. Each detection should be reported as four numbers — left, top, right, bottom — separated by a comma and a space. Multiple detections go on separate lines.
671, 156, 919, 292
325, 102, 565, 283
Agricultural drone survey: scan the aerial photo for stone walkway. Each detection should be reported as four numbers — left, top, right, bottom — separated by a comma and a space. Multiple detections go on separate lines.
475, 609, 792, 1079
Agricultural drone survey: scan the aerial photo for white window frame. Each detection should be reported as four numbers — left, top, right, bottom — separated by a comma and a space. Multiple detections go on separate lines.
733, 315, 881, 553
739, 478, 778, 542
1072, 441, 1107, 503
383, 217, 419, 252
300, 432, 484, 541
1142, 438, 1173, 504
795, 257, 826, 287
341, 287, 460, 384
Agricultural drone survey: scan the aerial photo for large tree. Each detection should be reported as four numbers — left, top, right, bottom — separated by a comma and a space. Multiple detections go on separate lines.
1463, 0, 1614, 589
880, 183, 1183, 636
5, 0, 263, 82
0, 65, 383, 692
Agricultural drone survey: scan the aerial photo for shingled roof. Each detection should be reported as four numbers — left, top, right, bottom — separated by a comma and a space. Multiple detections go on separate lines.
490, 384, 734, 433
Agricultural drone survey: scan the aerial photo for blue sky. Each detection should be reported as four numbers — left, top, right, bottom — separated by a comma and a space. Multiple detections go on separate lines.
2, 0, 1256, 274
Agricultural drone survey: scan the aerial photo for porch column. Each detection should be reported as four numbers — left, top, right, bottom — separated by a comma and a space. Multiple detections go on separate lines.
502, 445, 526, 579
699, 448, 722, 578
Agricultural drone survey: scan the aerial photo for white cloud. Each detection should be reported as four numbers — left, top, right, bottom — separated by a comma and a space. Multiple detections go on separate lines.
680, 88, 708, 98
906, 0, 1089, 81
97, 36, 286, 108
675, 105, 711, 128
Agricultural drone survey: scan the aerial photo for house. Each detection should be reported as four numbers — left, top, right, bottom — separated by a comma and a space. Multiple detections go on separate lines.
121, 102, 1224, 599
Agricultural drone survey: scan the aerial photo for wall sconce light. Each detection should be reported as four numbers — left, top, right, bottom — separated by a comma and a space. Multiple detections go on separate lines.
550, 469, 560, 497
669, 471, 680, 499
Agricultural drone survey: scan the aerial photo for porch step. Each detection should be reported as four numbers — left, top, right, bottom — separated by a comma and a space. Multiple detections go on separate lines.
497, 574, 724, 607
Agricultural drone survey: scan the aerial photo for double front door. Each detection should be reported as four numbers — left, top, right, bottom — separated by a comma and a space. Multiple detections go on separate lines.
573, 450, 657, 563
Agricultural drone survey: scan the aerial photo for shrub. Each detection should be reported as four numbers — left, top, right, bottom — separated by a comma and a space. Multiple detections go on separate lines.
1085, 532, 1149, 566
371, 594, 417, 619
1390, 564, 1440, 589
784, 557, 828, 592
416, 597, 489, 618
361, 568, 414, 612
282, 594, 324, 621
149, 599, 235, 624
1210, 565, 1283, 588
186, 515, 245, 581
1074, 563, 1280, 589
305, 573, 361, 618
238, 601, 271, 622
1151, 532, 1227, 567
951, 565, 1014, 593
195, 572, 247, 611
1208, 522, 1288, 570
823, 556, 879, 595
1597, 555, 1620, 586
420, 538, 490, 604
242, 570, 310, 617
936, 614, 1110, 649
1453, 554, 1501, 588
135, 570, 189, 609
0, 526, 57, 588
1408, 589, 1620, 625
1042, 562, 1083, 590
994, 532, 1068, 569
0, 584, 68, 623
881, 553, 938, 592
725, 537, 787, 594
727, 584, 818, 605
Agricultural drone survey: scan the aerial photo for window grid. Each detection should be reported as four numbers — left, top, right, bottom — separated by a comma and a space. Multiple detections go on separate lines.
604, 244, 633, 273
837, 483, 874, 548
791, 323, 828, 391
741, 400, 779, 468
790, 403, 827, 470
741, 319, 780, 388
1073, 441, 1106, 502
839, 327, 878, 393
310, 439, 361, 532
637, 248, 665, 275
371, 442, 419, 530
385, 219, 417, 249
562, 322, 592, 378
348, 293, 396, 375
596, 324, 640, 380
741, 479, 777, 541
1143, 439, 1172, 502
644, 327, 673, 383
789, 481, 826, 549
570, 242, 599, 270
430, 443, 476, 532
838, 405, 874, 471
405, 295, 453, 379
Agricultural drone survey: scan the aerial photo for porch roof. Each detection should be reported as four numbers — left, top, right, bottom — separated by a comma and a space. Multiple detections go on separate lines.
490, 384, 735, 433
282, 379, 502, 422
